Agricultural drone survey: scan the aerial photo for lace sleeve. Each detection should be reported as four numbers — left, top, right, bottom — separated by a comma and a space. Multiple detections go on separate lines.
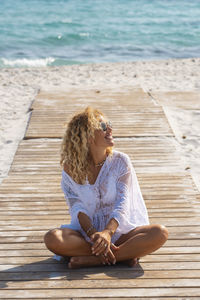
61, 171, 88, 221
110, 153, 149, 233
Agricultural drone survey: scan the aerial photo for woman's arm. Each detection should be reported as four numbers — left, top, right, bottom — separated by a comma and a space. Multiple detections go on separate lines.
78, 212, 118, 265
78, 212, 119, 245
103, 217, 119, 237
78, 212, 97, 238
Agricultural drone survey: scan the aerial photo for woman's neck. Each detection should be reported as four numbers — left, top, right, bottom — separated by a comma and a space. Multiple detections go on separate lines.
89, 147, 107, 167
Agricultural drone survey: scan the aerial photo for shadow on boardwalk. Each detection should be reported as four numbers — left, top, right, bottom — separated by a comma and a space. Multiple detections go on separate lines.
0, 258, 144, 289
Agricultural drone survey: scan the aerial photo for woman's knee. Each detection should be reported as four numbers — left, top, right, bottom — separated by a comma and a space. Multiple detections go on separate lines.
44, 228, 61, 251
151, 224, 169, 245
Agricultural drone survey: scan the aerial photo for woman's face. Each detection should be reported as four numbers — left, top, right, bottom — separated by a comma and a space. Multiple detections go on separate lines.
91, 116, 114, 148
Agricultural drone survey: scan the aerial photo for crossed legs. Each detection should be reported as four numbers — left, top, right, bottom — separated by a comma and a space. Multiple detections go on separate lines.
44, 224, 168, 268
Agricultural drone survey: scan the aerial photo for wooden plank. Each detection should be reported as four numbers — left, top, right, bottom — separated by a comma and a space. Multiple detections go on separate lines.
0, 287, 200, 298
0, 230, 47, 237
1, 253, 200, 265
32, 87, 154, 106
2, 261, 200, 272
2, 278, 200, 289
0, 252, 198, 263
75, 298, 200, 300
1, 269, 200, 281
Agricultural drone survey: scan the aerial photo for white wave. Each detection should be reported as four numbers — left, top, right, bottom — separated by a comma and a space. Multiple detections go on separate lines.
79, 32, 90, 37
1, 57, 55, 67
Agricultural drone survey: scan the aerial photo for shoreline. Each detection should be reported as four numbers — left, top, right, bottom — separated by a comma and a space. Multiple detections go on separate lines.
0, 57, 200, 191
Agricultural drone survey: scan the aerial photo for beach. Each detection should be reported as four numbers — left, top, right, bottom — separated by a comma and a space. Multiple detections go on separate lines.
0, 57, 200, 190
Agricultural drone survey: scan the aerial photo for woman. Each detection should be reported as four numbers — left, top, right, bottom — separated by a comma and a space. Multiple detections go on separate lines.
44, 107, 168, 269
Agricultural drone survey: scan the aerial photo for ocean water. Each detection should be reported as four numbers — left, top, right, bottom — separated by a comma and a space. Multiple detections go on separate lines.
0, 0, 200, 68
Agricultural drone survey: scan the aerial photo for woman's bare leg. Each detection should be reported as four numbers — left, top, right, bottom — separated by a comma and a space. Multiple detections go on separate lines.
70, 224, 168, 268
44, 228, 103, 268
114, 224, 168, 265
44, 224, 168, 268
44, 228, 92, 256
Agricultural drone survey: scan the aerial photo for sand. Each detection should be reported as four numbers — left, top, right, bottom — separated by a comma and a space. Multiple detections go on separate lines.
0, 57, 200, 191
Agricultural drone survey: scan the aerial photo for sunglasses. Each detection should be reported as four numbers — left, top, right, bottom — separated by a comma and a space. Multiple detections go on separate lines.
100, 121, 112, 131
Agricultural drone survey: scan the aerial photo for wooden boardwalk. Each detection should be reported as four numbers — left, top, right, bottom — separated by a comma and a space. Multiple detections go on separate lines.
0, 87, 200, 299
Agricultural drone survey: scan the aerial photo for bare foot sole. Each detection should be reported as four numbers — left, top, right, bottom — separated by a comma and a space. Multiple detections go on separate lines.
68, 256, 102, 269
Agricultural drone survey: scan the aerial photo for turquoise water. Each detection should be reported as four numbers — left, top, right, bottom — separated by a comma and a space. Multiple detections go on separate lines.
0, 0, 200, 68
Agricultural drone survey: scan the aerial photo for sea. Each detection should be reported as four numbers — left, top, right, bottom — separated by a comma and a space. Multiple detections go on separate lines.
0, 0, 200, 68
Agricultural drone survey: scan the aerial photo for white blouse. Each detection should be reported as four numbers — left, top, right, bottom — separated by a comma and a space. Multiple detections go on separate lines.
60, 150, 149, 244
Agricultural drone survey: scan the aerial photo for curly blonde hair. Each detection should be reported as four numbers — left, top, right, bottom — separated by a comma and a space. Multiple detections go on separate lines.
60, 107, 113, 184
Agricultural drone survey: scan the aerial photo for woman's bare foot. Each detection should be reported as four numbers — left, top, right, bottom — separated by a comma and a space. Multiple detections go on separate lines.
68, 256, 140, 269
124, 257, 140, 267
68, 255, 103, 269
117, 257, 140, 267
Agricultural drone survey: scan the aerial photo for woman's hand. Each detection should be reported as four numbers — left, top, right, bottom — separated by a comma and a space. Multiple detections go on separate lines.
99, 244, 120, 265
90, 230, 111, 255
90, 230, 119, 265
